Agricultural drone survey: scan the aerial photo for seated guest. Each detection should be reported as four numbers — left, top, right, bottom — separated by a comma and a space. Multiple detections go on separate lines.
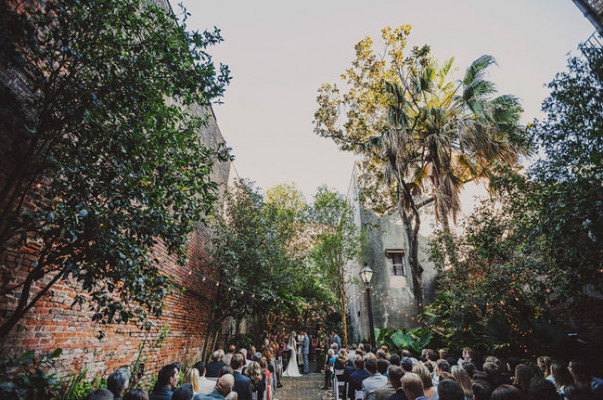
363, 358, 388, 400
150, 364, 180, 400
551, 362, 574, 399
87, 389, 115, 400
375, 365, 404, 400
192, 362, 215, 395
400, 373, 427, 400
513, 364, 535, 395
389, 355, 401, 368
491, 384, 525, 400
471, 379, 493, 400
563, 383, 596, 400
434, 360, 451, 387
412, 363, 436, 400
183, 369, 200, 395
450, 366, 473, 400
527, 377, 558, 400
437, 379, 464, 400
569, 358, 603, 392
108, 368, 131, 400
172, 384, 194, 400
401, 358, 413, 373
224, 345, 237, 366
231, 354, 252, 400
195, 374, 235, 400
378, 360, 390, 377
348, 356, 370, 400
123, 390, 149, 400
244, 361, 265, 400
206, 351, 227, 378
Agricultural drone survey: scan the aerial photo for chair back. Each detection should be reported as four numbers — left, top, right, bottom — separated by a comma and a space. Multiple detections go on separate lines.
355, 389, 363, 400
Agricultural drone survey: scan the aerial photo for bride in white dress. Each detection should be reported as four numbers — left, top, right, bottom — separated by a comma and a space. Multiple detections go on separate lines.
282, 331, 301, 377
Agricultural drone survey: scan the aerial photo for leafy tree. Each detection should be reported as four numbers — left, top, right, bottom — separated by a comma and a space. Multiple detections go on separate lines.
306, 186, 364, 346
314, 26, 527, 311
0, 0, 230, 338
207, 181, 332, 349
425, 49, 603, 358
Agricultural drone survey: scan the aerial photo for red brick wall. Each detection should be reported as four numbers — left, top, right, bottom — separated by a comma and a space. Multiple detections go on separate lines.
0, 0, 231, 379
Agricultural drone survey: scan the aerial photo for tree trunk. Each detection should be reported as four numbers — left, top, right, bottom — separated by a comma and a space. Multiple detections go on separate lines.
340, 297, 348, 347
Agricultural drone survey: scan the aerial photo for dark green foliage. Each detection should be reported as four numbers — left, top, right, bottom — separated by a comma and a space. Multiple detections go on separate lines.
425, 49, 603, 359
376, 327, 433, 356
0, 0, 230, 337
0, 349, 62, 400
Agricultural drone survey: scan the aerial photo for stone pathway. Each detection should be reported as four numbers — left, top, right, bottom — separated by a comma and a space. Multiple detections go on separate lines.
274, 373, 334, 400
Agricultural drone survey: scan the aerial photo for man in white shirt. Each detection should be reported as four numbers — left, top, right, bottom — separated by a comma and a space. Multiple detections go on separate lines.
194, 361, 217, 395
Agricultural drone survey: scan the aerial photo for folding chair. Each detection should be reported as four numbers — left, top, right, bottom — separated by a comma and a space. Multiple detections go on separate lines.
355, 389, 364, 400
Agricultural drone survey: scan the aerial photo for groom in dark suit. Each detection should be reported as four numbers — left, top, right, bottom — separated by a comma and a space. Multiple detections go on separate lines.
301, 330, 310, 374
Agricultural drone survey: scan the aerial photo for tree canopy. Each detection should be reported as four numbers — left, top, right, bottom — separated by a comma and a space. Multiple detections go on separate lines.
0, 0, 230, 337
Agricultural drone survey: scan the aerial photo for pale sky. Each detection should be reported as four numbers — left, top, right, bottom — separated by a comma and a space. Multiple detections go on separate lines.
182, 0, 593, 200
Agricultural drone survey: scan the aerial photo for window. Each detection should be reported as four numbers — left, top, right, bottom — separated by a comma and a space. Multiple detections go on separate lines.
386, 250, 406, 276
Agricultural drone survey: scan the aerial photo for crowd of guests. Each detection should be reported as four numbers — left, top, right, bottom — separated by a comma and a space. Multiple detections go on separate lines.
84, 342, 283, 400
322, 344, 603, 400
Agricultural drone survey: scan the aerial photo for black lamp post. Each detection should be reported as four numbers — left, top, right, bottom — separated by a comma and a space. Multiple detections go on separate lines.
359, 262, 376, 352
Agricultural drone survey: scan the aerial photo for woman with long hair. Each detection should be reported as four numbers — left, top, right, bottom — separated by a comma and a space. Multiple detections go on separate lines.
451, 365, 474, 400
514, 364, 536, 394
492, 384, 526, 400
260, 357, 272, 400
245, 361, 266, 400
552, 362, 574, 399
413, 362, 436, 399
182, 368, 200, 395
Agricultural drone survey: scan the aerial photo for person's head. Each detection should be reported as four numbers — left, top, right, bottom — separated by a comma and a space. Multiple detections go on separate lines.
436, 359, 451, 374
401, 357, 413, 372
239, 348, 248, 361
564, 383, 595, 400
401, 350, 411, 358
451, 365, 472, 398
462, 347, 475, 360
331, 343, 339, 350
472, 379, 493, 400
218, 365, 232, 378
366, 358, 378, 375
87, 389, 114, 400
227, 345, 236, 354
216, 374, 235, 397
376, 349, 388, 360
262, 349, 273, 362
212, 350, 221, 361
230, 353, 244, 371
551, 362, 574, 389
537, 356, 553, 377
107, 368, 131, 398
157, 364, 179, 389
253, 352, 262, 362
401, 372, 425, 400
193, 361, 205, 376
377, 359, 389, 375
423, 360, 434, 374
338, 349, 348, 362
437, 379, 464, 400
483, 362, 502, 384
514, 364, 535, 392
354, 355, 365, 370
491, 384, 526, 400
461, 361, 475, 379
122, 389, 148, 400
328, 349, 335, 358
412, 363, 433, 389
172, 384, 194, 400
244, 361, 262, 385
387, 366, 404, 389
439, 349, 449, 360
172, 363, 182, 373
390, 354, 401, 367
427, 349, 438, 362
331, 330, 336, 336
569, 358, 592, 386
528, 376, 558, 400
259, 357, 268, 371
182, 368, 200, 394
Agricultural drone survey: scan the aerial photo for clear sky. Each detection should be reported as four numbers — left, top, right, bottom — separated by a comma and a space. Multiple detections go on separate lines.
181, 0, 593, 199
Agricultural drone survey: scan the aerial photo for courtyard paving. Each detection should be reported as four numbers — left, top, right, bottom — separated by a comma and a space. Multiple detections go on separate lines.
274, 373, 335, 400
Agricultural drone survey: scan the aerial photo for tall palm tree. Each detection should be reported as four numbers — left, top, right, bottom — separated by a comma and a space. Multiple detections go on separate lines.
364, 54, 528, 309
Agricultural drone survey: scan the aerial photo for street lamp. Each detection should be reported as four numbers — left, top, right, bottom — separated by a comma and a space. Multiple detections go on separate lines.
359, 262, 376, 352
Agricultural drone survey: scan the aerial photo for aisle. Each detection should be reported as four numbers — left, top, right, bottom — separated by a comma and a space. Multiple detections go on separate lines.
274, 373, 334, 400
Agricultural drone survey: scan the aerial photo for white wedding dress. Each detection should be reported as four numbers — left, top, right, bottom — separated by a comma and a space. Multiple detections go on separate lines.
282, 338, 301, 377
